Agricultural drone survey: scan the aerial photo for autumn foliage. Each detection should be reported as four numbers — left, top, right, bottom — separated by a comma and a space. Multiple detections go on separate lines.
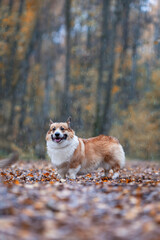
0, 161, 160, 239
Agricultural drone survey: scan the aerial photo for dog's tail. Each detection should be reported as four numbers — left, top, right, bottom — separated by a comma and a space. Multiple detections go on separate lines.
0, 152, 19, 168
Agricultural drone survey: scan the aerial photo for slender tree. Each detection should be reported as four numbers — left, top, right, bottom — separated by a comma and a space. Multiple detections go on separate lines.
18, 14, 41, 130
116, 0, 131, 109
119, 0, 130, 72
130, 2, 141, 100
154, 0, 160, 59
61, 0, 71, 119
93, 0, 110, 136
100, 0, 121, 134
8, 0, 25, 127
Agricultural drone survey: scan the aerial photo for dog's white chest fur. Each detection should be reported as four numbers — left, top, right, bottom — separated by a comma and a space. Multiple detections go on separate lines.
47, 136, 79, 166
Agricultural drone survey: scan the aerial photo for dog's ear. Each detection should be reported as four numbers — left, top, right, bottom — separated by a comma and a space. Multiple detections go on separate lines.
49, 119, 53, 126
67, 116, 71, 128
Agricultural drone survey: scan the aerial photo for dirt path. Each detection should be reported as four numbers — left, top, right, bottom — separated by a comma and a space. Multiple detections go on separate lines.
0, 160, 160, 240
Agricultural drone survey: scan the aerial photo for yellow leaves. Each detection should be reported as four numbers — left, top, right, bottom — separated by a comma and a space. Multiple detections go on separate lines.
101, 177, 108, 182
34, 64, 41, 72
15, 105, 21, 112
1, 78, 6, 87
24, 117, 32, 125
2, 17, 10, 24
0, 41, 8, 55
27, 173, 34, 177
13, 179, 20, 185
49, 181, 55, 184
37, 84, 45, 98
112, 85, 120, 94
19, 2, 41, 56
85, 104, 92, 111
0, 63, 4, 69
123, 57, 132, 69
154, 41, 159, 45
70, 84, 84, 92
0, 158, 160, 240
2, 15, 16, 27
111, 96, 160, 159
151, 69, 160, 84
21, 11, 35, 25
85, 173, 92, 178
86, 19, 96, 27
70, 85, 74, 92
71, 63, 81, 77
152, 69, 160, 80
115, 46, 122, 53
154, 38, 160, 45
26, 0, 38, 10
43, 172, 50, 177
150, 68, 160, 99
20, 11, 36, 42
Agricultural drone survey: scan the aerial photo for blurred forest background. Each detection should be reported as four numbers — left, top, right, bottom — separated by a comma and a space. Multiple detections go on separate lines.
0, 0, 160, 159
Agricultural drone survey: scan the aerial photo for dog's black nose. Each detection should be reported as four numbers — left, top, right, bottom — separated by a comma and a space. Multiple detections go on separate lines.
55, 132, 60, 137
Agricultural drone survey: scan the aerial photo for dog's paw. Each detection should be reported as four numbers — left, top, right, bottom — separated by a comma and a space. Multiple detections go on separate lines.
60, 179, 66, 183
112, 172, 119, 179
68, 174, 77, 180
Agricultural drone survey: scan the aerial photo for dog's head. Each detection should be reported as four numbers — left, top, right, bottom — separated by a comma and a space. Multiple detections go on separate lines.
46, 117, 75, 147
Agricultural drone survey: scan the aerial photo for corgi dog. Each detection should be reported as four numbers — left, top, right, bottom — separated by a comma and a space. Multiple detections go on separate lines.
46, 117, 125, 179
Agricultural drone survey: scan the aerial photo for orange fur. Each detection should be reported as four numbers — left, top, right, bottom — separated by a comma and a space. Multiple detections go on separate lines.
46, 120, 125, 179
70, 136, 124, 174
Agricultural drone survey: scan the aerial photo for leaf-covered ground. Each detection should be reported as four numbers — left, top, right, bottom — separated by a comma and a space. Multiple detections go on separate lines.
0, 160, 160, 240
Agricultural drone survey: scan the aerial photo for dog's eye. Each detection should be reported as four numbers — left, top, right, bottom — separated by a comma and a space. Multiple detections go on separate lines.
52, 127, 56, 131
60, 126, 64, 131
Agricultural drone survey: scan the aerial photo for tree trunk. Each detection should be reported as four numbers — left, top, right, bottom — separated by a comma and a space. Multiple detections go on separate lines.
5, 0, 25, 98
117, 0, 131, 109
130, 4, 141, 101
8, 0, 25, 127
100, 0, 121, 134
43, 60, 53, 124
18, 16, 41, 130
86, 12, 92, 50
154, 1, 160, 59
61, 0, 71, 119
93, 0, 110, 136
9, 0, 14, 14
119, 0, 130, 72
145, 62, 151, 91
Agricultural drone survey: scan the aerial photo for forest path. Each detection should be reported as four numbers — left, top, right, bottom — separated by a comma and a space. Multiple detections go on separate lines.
0, 160, 160, 240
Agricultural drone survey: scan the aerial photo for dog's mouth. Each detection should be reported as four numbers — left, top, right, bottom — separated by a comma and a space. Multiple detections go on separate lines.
51, 134, 67, 143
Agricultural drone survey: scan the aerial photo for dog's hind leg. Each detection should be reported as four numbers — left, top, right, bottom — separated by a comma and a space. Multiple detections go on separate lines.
112, 163, 121, 179
68, 165, 81, 179
103, 163, 111, 177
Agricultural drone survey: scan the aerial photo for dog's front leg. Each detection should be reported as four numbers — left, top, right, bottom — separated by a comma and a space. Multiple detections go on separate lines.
57, 168, 67, 179
68, 165, 81, 179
